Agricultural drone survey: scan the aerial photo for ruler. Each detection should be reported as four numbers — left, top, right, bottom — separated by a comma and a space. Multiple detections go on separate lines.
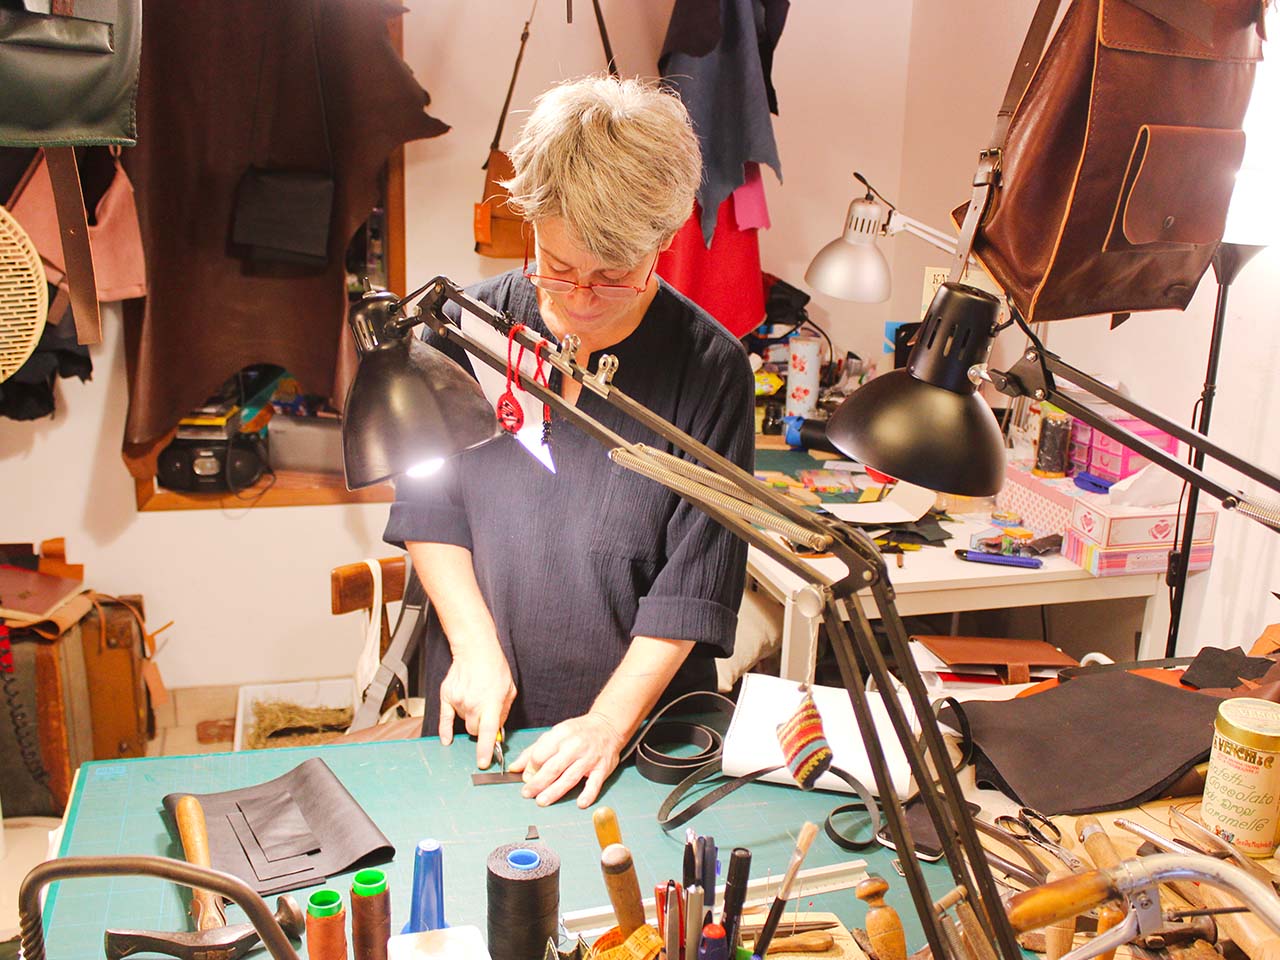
561, 859, 868, 938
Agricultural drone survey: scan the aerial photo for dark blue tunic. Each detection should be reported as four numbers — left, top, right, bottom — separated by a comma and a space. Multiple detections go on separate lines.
384, 270, 755, 731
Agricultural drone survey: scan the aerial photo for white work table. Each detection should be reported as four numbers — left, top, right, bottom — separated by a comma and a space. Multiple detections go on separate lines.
747, 513, 1170, 681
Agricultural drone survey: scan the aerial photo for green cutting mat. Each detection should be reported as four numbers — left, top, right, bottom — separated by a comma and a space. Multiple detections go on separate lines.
43, 735, 953, 958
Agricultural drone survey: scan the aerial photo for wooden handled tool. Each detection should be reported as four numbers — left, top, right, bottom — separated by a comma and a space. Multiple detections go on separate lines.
856, 876, 906, 960
1076, 816, 1127, 960
1006, 870, 1115, 934
600, 843, 646, 937
593, 806, 623, 851
764, 931, 836, 954
175, 795, 227, 931
1199, 884, 1280, 960
1041, 866, 1079, 960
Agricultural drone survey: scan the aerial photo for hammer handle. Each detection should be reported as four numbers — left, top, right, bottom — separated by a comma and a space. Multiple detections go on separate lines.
176, 795, 226, 931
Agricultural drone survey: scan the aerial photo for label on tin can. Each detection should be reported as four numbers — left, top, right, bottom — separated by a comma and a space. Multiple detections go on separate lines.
1202, 698, 1280, 857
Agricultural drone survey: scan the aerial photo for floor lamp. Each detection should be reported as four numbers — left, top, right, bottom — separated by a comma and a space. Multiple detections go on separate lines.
1165, 240, 1266, 656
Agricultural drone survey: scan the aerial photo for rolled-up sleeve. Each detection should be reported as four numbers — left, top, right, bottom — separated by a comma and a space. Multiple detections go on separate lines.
631, 345, 755, 654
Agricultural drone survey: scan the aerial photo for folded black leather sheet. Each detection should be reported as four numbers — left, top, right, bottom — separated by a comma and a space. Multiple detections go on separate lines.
162, 757, 393, 895
941, 672, 1220, 815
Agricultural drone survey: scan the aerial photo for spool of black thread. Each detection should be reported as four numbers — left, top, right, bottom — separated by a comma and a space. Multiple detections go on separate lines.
486, 842, 560, 960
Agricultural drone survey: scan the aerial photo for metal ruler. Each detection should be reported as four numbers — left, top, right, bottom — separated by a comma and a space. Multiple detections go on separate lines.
561, 858, 869, 938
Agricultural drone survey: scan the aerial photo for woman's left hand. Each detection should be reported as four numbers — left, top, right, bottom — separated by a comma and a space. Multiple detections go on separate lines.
509, 712, 626, 808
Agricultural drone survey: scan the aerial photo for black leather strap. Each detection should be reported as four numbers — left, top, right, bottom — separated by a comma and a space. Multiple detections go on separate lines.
623, 690, 882, 851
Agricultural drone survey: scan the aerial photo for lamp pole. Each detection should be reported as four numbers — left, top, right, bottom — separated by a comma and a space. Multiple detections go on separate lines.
1165, 242, 1265, 656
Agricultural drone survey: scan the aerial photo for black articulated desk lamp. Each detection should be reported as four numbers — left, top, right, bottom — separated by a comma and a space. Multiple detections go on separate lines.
336, 274, 1280, 960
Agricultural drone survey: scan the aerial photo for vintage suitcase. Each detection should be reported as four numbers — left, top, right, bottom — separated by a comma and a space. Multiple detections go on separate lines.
1, 595, 151, 815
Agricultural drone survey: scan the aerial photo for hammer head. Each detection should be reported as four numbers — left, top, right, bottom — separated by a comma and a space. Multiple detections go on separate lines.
104, 895, 304, 960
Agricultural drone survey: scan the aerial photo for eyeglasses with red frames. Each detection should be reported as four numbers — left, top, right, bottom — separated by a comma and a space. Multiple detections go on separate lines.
523, 235, 657, 300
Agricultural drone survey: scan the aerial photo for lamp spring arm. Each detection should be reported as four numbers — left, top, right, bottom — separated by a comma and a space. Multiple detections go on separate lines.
1230, 496, 1280, 532
609, 446, 831, 552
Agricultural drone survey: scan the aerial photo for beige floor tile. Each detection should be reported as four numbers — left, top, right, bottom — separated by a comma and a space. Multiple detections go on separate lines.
173, 685, 239, 727
152, 693, 177, 730
160, 725, 230, 757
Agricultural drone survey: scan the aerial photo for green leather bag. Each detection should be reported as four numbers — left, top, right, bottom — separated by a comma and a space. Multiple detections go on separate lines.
0, 0, 141, 147
0, 0, 142, 346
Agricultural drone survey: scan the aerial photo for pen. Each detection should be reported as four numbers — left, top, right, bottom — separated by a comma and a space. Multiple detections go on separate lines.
683, 837, 697, 890
953, 549, 1043, 569
662, 881, 682, 960
720, 848, 751, 949
753, 822, 819, 960
701, 836, 717, 910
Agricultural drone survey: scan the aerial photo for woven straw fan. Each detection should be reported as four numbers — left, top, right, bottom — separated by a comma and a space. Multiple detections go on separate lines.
0, 203, 48, 383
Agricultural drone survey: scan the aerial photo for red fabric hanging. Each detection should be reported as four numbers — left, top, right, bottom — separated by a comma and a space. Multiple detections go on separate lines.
657, 193, 764, 339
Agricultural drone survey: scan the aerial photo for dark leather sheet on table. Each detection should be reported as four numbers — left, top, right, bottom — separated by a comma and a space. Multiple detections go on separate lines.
1180, 646, 1274, 689
162, 758, 393, 896
940, 672, 1221, 816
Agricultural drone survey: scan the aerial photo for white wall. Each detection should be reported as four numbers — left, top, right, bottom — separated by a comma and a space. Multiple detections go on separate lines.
893, 0, 1280, 654
0, 1, 916, 689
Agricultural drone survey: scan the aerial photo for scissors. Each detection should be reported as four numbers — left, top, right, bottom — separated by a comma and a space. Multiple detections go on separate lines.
994, 807, 1086, 872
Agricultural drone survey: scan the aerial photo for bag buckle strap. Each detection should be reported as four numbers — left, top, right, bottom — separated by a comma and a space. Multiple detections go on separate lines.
973, 149, 1002, 188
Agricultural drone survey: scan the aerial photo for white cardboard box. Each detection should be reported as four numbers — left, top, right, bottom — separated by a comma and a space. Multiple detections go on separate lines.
233, 678, 356, 751
1069, 497, 1217, 549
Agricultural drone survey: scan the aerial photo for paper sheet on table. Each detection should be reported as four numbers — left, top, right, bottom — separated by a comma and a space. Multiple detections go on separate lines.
822, 480, 936, 524
458, 309, 556, 472
722, 673, 917, 798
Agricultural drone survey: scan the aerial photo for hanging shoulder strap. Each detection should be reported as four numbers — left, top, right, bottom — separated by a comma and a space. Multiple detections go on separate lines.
44, 147, 101, 346
949, 0, 1063, 282
486, 0, 621, 163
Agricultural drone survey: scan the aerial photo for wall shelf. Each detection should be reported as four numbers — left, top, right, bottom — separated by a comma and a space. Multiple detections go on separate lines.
134, 470, 394, 512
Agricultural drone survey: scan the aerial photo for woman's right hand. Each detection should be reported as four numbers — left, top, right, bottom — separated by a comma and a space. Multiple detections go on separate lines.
437, 641, 517, 768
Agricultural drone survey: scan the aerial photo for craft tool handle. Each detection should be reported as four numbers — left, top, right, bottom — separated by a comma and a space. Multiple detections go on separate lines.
594, 806, 623, 850
1200, 884, 1280, 960
856, 876, 907, 960
954, 549, 1043, 569
1076, 816, 1126, 960
1006, 870, 1115, 933
175, 795, 227, 931
601, 843, 647, 937
767, 931, 836, 954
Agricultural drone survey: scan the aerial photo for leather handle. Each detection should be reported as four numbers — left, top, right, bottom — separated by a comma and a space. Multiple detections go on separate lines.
1006, 870, 1115, 934
175, 795, 227, 931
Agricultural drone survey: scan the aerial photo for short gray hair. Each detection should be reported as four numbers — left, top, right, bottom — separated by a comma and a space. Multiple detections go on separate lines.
501, 75, 702, 267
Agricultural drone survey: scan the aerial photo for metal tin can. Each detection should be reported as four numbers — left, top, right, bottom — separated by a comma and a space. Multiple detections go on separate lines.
1202, 697, 1280, 857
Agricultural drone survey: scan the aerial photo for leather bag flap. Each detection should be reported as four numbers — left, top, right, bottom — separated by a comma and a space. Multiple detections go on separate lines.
1101, 0, 1263, 62
1112, 124, 1246, 247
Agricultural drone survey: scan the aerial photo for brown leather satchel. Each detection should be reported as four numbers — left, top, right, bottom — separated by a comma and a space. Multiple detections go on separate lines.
474, 0, 620, 258
950, 0, 1264, 324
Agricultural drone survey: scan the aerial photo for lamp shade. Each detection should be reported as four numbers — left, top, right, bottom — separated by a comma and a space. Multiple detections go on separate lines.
804, 196, 891, 302
342, 334, 501, 489
825, 282, 1006, 496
